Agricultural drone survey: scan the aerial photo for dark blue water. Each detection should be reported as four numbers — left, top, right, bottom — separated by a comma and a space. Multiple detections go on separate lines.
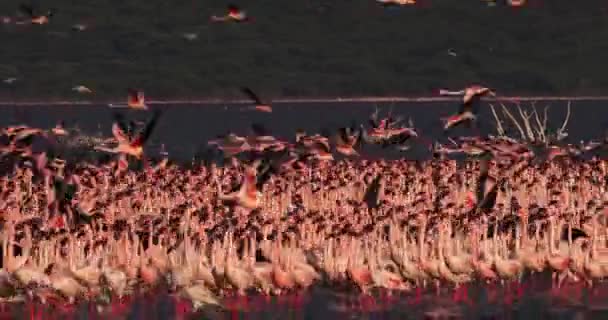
0, 101, 604, 161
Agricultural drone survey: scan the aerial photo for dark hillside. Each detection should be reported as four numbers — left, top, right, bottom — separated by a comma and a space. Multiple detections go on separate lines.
0, 0, 607, 99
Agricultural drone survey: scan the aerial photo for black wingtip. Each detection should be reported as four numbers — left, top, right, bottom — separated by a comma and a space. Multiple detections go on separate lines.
560, 227, 588, 242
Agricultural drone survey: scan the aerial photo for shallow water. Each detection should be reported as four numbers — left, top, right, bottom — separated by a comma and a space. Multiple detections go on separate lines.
0, 100, 605, 161
1, 273, 608, 319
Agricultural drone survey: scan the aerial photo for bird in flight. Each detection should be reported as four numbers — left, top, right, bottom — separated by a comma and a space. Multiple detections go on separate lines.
18, 4, 54, 25
211, 4, 249, 23
71, 24, 87, 31
439, 85, 496, 105
109, 89, 148, 110
217, 161, 261, 210
241, 87, 272, 113
439, 85, 496, 131
72, 85, 92, 94
95, 110, 161, 160
376, 0, 416, 6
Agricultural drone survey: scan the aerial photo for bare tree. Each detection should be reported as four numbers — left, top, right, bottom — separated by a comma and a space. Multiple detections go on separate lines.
489, 101, 571, 145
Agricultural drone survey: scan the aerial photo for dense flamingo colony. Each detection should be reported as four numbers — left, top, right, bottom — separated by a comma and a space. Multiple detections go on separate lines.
1, 94, 608, 319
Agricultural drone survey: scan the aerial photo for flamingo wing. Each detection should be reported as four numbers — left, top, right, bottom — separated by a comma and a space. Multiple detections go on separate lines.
127, 88, 139, 104
336, 128, 350, 146
131, 109, 161, 147
241, 87, 264, 105
227, 4, 242, 15
19, 4, 34, 17
111, 113, 130, 142
315, 140, 332, 154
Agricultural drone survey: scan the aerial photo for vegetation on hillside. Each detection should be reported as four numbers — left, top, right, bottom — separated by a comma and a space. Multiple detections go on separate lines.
0, 0, 607, 100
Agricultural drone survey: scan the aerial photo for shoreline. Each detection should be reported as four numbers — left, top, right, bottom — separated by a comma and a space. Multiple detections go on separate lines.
0, 95, 606, 106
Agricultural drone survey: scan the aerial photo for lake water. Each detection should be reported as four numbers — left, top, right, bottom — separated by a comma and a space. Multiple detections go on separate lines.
0, 100, 605, 161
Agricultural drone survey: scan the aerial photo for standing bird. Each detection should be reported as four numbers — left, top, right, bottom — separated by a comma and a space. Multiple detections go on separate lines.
18, 4, 54, 25
211, 4, 249, 23
241, 87, 272, 112
109, 89, 148, 110
439, 85, 496, 131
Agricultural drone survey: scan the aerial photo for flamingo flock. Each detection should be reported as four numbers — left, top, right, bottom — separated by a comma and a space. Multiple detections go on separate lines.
1, 96, 608, 318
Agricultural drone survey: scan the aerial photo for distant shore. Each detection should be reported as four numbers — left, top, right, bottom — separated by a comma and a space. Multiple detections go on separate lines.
0, 96, 606, 106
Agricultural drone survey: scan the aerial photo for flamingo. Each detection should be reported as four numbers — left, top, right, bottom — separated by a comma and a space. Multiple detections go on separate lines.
377, 0, 416, 6
94, 110, 161, 160
211, 4, 249, 23
439, 85, 496, 131
180, 281, 222, 310
72, 85, 92, 94
51, 122, 68, 136
217, 161, 261, 209
224, 234, 253, 295
334, 127, 360, 156
492, 236, 523, 283
546, 216, 571, 288
109, 89, 148, 110
71, 23, 87, 31
208, 133, 251, 157
346, 241, 373, 293
241, 87, 272, 112
439, 85, 496, 105
18, 4, 54, 25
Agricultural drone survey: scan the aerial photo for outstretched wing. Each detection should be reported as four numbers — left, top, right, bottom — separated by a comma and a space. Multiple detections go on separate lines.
241, 87, 263, 105
19, 4, 34, 17
337, 127, 350, 145
112, 113, 130, 142
228, 4, 241, 14
312, 141, 331, 154
132, 109, 161, 146
127, 88, 139, 104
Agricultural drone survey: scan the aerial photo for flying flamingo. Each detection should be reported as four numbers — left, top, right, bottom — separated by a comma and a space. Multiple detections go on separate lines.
334, 127, 360, 156
109, 89, 148, 110
241, 87, 272, 112
217, 161, 261, 209
18, 4, 54, 25
95, 110, 161, 161
211, 4, 249, 23
376, 0, 416, 6
439, 85, 496, 131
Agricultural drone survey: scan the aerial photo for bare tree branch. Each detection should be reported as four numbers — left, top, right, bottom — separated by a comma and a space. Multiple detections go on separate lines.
489, 104, 505, 137
557, 101, 571, 140
500, 103, 526, 140
517, 105, 535, 141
